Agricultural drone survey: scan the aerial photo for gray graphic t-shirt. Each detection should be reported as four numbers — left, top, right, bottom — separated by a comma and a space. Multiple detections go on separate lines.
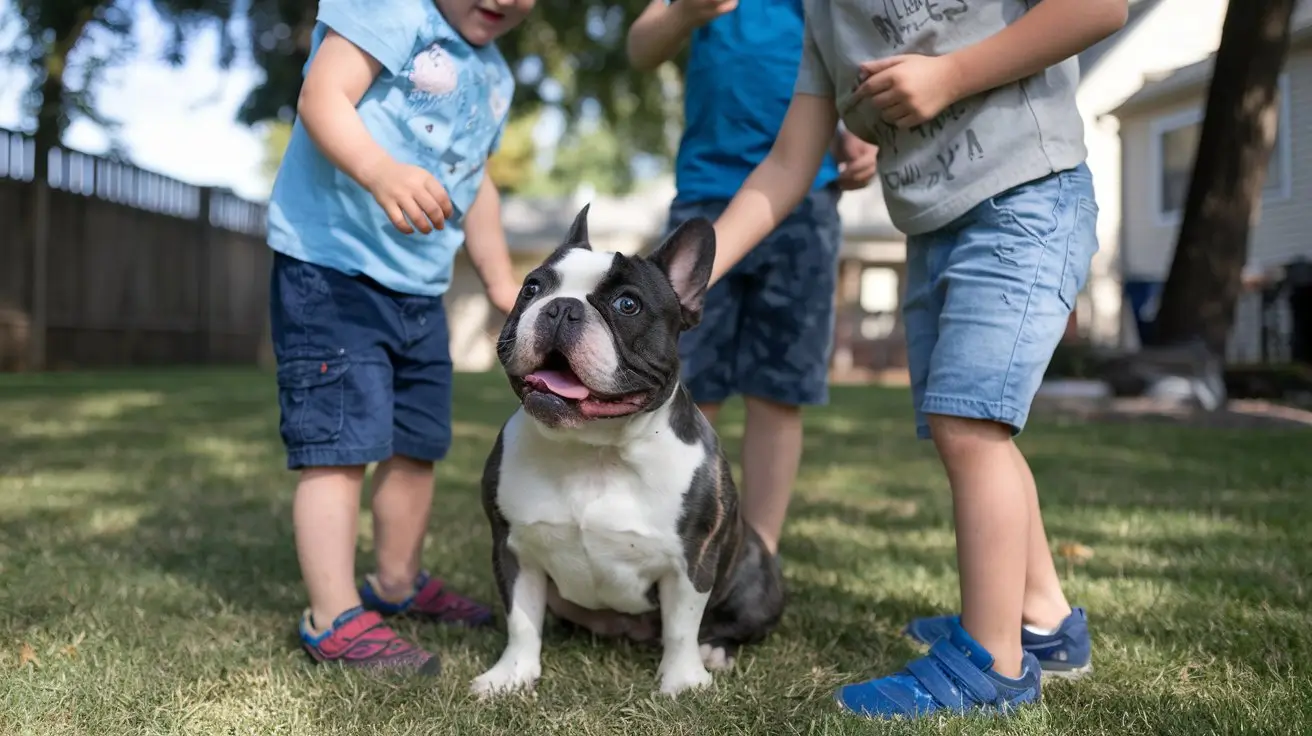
796, 0, 1087, 235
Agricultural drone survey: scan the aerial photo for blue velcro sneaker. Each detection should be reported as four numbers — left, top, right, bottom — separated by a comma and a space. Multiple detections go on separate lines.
906, 607, 1092, 680
836, 618, 1042, 720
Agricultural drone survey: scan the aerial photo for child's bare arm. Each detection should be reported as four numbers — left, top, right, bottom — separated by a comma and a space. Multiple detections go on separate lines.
627, 0, 737, 71
710, 93, 837, 284
298, 31, 391, 189
854, 0, 1128, 128
463, 174, 520, 314
946, 0, 1127, 101
298, 30, 453, 233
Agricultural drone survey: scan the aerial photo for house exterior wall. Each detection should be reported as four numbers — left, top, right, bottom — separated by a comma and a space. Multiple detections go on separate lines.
1116, 47, 1312, 362
1075, 0, 1231, 346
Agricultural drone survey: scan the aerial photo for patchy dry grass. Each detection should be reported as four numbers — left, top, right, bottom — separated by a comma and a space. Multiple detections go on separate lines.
1, 368, 1310, 735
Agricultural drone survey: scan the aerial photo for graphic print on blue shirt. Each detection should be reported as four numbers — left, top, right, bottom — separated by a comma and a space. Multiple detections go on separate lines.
673, 0, 839, 205
266, 0, 514, 298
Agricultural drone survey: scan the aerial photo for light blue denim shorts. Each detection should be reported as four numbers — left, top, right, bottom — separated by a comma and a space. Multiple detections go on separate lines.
902, 163, 1100, 440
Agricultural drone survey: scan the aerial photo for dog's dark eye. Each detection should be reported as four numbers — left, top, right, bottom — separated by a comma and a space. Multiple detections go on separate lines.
520, 281, 541, 300
612, 295, 641, 316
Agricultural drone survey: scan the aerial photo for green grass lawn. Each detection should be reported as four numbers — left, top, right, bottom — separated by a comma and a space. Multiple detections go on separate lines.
2, 369, 1310, 735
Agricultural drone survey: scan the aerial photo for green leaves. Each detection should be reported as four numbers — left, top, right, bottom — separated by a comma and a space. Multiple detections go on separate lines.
9, 0, 241, 151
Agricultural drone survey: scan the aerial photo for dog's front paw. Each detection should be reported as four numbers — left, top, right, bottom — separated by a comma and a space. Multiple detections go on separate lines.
699, 643, 735, 672
470, 660, 542, 699
657, 659, 713, 697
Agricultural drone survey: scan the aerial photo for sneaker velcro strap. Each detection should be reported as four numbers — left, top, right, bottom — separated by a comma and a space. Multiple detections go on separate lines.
907, 640, 1001, 707
334, 610, 386, 641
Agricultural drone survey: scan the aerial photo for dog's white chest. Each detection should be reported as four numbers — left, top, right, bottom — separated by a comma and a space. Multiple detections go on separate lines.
496, 411, 705, 614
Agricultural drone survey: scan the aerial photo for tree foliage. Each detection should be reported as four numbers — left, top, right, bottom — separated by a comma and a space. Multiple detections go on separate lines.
6, 1, 680, 193
527, 116, 632, 195
484, 110, 542, 192
4, 0, 241, 167
258, 118, 293, 190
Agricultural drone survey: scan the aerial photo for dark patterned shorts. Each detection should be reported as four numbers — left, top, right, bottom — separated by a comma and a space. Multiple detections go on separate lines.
667, 184, 843, 407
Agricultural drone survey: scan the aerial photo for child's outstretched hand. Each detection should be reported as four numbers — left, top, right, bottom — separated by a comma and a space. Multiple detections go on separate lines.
362, 158, 455, 235
852, 55, 963, 129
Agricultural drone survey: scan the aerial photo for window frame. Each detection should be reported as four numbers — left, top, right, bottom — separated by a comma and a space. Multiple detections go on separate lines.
1148, 72, 1292, 227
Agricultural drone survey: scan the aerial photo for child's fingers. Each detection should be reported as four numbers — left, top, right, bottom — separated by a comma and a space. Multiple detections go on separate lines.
881, 103, 918, 128
399, 196, 433, 234
849, 158, 877, 181
424, 177, 455, 219
858, 56, 904, 79
850, 73, 895, 103
415, 190, 447, 231
879, 102, 909, 122
870, 88, 902, 109
383, 199, 414, 234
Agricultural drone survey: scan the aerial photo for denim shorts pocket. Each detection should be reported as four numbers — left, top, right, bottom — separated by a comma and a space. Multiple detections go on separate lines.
277, 356, 349, 445
1058, 197, 1100, 311
985, 172, 1064, 242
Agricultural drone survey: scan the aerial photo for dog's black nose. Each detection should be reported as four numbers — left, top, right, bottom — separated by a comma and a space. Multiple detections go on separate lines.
544, 298, 584, 323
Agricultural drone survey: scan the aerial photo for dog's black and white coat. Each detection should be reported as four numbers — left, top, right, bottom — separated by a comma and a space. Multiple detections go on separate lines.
472, 205, 786, 697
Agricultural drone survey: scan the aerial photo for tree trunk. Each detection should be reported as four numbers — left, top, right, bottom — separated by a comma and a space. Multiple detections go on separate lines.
1148, 0, 1297, 354
32, 7, 94, 180
25, 48, 68, 372
23, 9, 94, 371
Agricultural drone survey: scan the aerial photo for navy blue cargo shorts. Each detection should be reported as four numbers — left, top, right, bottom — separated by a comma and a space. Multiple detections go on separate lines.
268, 252, 453, 470
667, 183, 843, 407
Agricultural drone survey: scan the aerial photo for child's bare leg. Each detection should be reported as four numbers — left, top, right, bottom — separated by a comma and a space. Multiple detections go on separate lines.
1013, 442, 1073, 630
293, 465, 367, 628
740, 396, 803, 554
698, 398, 804, 555
368, 455, 436, 601
928, 414, 1028, 679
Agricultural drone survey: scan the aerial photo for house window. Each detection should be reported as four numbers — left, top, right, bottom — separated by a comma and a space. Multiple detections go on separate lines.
858, 266, 900, 340
858, 266, 899, 314
1151, 73, 1292, 223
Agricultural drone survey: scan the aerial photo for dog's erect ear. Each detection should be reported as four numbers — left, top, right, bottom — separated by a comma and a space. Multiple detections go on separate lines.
563, 202, 592, 250
649, 216, 716, 329
544, 203, 593, 263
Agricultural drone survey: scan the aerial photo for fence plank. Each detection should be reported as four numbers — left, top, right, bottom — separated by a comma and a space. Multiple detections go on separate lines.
0, 127, 270, 371
29, 179, 49, 370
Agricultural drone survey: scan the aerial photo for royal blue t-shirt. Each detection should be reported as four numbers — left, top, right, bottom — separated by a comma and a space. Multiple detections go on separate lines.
673, 0, 840, 205
266, 0, 514, 297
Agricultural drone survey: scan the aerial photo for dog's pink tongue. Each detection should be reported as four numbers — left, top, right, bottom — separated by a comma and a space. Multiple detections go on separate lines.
528, 369, 590, 400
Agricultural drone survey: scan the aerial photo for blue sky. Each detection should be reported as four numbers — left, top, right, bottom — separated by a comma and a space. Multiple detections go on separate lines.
0, 0, 272, 200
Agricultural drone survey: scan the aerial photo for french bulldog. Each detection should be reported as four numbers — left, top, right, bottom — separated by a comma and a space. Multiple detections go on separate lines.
471, 204, 786, 698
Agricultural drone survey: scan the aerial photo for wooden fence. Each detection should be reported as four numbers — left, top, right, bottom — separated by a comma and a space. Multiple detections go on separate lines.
0, 128, 271, 372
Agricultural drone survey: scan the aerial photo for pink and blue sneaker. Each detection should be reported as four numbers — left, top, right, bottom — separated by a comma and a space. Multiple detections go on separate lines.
359, 570, 495, 628
905, 607, 1092, 680
299, 606, 441, 675
836, 617, 1042, 719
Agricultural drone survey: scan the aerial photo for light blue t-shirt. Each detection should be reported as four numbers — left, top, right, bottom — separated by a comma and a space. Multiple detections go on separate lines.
266, 0, 515, 297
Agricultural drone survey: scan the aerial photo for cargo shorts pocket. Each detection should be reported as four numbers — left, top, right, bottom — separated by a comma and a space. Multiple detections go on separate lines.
277, 356, 349, 446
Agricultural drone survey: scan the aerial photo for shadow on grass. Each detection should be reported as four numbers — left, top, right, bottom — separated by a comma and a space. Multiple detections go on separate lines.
2, 371, 1310, 681
0, 369, 517, 636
